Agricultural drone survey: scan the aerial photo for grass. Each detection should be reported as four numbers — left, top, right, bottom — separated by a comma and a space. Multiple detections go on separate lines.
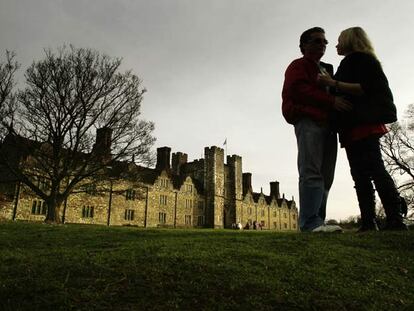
0, 222, 413, 311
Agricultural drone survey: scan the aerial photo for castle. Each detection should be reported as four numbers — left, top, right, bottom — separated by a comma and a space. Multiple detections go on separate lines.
0, 129, 298, 230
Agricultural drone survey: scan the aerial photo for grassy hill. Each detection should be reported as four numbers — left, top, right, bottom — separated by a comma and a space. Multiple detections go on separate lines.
0, 222, 413, 310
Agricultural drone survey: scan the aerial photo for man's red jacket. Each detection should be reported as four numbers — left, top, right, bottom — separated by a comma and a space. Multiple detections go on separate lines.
282, 57, 335, 125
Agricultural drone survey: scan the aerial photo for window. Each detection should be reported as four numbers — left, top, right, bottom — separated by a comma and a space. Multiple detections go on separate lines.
185, 215, 192, 225
185, 199, 193, 209
292, 214, 296, 220
85, 184, 97, 195
37, 177, 49, 191
197, 215, 205, 226
260, 209, 265, 217
160, 179, 169, 188
273, 211, 277, 217
248, 207, 252, 215
159, 195, 167, 205
284, 223, 287, 229
293, 223, 297, 229
31, 200, 47, 215
159, 212, 167, 224
284, 213, 287, 218
198, 200, 204, 210
126, 189, 136, 201
82, 205, 94, 218
273, 222, 277, 228
124, 209, 134, 221
186, 184, 193, 193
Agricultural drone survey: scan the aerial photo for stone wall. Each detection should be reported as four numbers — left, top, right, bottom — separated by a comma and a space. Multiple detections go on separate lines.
0, 145, 298, 231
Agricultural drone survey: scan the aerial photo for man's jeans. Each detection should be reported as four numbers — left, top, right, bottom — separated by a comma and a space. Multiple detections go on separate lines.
294, 118, 337, 231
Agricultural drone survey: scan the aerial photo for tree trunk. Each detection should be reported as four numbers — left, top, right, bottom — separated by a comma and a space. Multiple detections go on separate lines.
45, 196, 63, 224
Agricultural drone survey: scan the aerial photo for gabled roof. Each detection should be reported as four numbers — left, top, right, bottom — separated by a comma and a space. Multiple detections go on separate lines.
0, 134, 42, 183
264, 195, 273, 205
171, 173, 204, 194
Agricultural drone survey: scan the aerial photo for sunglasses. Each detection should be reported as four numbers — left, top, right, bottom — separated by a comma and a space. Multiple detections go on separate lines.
308, 38, 329, 45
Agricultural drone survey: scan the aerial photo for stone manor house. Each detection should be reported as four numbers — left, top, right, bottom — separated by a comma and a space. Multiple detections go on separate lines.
0, 129, 298, 230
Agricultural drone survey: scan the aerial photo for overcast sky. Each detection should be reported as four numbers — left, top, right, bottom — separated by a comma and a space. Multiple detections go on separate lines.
1, 0, 413, 220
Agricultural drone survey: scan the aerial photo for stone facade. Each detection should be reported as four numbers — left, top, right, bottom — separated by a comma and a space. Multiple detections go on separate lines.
0, 144, 298, 231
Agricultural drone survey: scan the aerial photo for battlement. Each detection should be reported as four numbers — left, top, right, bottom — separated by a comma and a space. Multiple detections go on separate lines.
226, 154, 242, 165
204, 146, 224, 154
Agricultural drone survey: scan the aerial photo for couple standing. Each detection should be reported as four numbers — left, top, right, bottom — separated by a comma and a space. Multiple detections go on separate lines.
282, 26, 407, 232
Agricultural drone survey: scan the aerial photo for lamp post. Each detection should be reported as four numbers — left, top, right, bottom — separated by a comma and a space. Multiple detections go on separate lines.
106, 166, 114, 226
12, 181, 21, 221
107, 179, 113, 226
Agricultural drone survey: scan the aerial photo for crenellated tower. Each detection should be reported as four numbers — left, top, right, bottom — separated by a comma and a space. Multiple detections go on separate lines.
226, 155, 243, 226
204, 146, 225, 228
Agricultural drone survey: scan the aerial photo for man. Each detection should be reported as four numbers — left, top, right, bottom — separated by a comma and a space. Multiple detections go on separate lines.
282, 27, 351, 232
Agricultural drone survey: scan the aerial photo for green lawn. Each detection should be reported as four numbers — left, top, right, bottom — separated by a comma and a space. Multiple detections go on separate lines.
0, 222, 413, 310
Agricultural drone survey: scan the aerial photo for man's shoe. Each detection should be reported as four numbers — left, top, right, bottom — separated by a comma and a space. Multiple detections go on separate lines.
382, 219, 408, 231
311, 224, 343, 233
357, 222, 379, 233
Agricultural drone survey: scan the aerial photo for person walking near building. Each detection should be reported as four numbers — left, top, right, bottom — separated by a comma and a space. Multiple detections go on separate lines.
317, 27, 407, 231
282, 27, 352, 232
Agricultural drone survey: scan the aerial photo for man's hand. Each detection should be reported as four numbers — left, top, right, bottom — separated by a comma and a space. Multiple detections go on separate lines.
317, 73, 335, 87
334, 97, 352, 112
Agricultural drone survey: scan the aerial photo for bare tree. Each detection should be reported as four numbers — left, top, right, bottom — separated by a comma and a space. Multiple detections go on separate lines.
0, 51, 19, 138
381, 104, 414, 219
0, 46, 155, 223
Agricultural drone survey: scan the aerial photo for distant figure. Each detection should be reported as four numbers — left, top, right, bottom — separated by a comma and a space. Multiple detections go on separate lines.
317, 27, 407, 231
253, 221, 257, 230
244, 222, 250, 230
282, 27, 351, 233
236, 222, 242, 230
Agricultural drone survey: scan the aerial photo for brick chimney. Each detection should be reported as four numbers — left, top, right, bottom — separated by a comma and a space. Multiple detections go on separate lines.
92, 127, 112, 162
172, 152, 188, 175
156, 147, 171, 171
242, 173, 253, 194
270, 181, 280, 199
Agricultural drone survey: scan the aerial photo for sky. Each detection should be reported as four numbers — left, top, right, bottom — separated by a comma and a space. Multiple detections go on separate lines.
1, 0, 413, 220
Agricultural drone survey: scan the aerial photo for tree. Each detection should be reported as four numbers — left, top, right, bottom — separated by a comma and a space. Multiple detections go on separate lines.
0, 51, 19, 137
0, 46, 155, 223
381, 103, 414, 219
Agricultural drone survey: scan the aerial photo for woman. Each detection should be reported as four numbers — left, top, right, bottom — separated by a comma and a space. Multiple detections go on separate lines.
318, 27, 407, 231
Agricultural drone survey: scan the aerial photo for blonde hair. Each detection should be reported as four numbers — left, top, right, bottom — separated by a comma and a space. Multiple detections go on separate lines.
340, 27, 378, 59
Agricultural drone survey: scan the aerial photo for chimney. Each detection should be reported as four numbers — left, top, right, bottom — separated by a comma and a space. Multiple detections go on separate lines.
242, 173, 253, 194
92, 127, 112, 162
172, 152, 188, 175
270, 181, 280, 199
156, 147, 171, 171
